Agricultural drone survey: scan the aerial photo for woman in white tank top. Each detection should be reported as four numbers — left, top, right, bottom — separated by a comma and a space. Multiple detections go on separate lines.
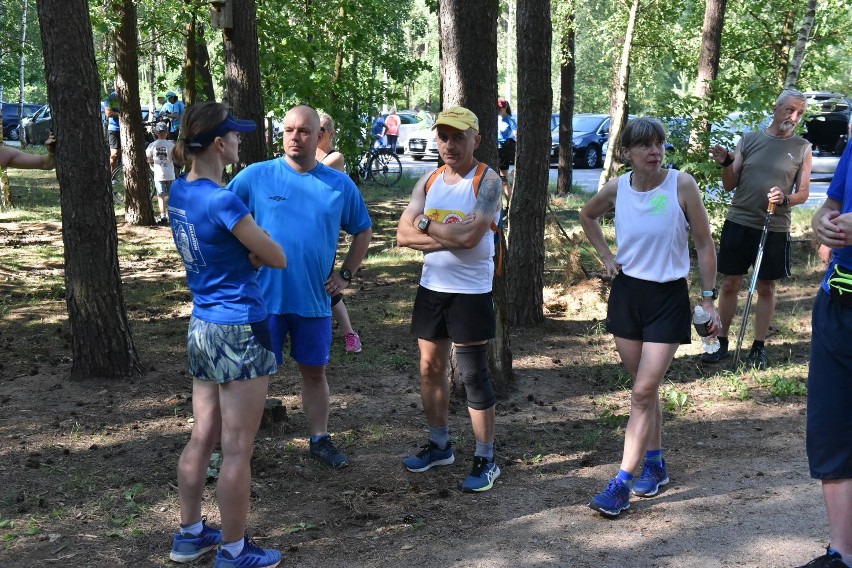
578, 117, 720, 517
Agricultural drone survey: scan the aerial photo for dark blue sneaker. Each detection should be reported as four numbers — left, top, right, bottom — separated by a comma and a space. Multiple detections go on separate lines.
461, 456, 501, 493
796, 548, 850, 568
214, 535, 281, 568
589, 478, 630, 517
169, 516, 222, 563
632, 459, 669, 497
309, 435, 349, 469
403, 440, 455, 472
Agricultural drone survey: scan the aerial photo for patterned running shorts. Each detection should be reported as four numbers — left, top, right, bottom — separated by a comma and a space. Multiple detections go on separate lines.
187, 316, 277, 383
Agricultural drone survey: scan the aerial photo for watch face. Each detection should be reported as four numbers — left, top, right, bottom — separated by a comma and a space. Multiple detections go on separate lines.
418, 218, 429, 230
341, 269, 352, 281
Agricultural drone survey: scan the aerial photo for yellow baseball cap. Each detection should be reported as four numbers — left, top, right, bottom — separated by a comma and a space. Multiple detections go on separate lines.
432, 106, 479, 133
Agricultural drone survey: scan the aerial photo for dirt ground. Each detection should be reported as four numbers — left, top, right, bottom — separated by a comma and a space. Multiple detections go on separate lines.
0, 216, 831, 568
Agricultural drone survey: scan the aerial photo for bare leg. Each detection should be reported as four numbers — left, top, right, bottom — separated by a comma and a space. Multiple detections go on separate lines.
109, 148, 120, 171
299, 364, 330, 436
468, 406, 495, 445
177, 379, 222, 527
157, 195, 168, 217
823, 478, 852, 557
717, 274, 744, 337
417, 338, 452, 427
753, 279, 777, 342
216, 375, 270, 542
614, 339, 679, 474
332, 300, 355, 336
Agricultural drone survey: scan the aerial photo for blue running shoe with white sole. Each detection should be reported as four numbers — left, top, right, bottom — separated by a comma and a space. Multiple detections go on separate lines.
632, 459, 669, 497
309, 435, 349, 469
589, 478, 630, 517
403, 440, 455, 472
214, 535, 281, 568
461, 456, 501, 493
169, 516, 222, 563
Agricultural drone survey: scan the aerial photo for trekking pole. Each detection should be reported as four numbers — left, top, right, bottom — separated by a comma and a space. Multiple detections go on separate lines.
733, 201, 776, 368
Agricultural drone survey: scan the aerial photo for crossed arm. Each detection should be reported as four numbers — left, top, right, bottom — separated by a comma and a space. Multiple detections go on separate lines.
396, 171, 502, 252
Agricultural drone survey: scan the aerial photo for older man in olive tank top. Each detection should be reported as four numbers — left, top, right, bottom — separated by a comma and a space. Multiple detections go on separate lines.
705, 89, 813, 369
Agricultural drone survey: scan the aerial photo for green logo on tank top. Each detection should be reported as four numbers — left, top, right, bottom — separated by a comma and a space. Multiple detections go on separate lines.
649, 193, 668, 216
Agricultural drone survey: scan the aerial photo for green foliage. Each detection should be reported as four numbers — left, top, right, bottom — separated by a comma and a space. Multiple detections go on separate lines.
757, 372, 807, 397
661, 385, 691, 412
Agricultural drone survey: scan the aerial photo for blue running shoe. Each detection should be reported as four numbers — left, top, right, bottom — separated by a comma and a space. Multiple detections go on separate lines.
632, 459, 669, 497
214, 535, 281, 568
169, 516, 222, 563
461, 456, 501, 493
403, 440, 455, 472
588, 478, 630, 517
796, 548, 850, 568
309, 435, 349, 469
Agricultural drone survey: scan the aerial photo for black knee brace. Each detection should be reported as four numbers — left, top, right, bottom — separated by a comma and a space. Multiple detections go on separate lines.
456, 344, 495, 410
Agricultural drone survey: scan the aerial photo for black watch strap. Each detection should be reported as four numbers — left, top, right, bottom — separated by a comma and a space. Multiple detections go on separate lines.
340, 269, 352, 282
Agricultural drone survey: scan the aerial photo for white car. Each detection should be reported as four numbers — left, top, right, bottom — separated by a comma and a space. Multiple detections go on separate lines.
407, 132, 439, 161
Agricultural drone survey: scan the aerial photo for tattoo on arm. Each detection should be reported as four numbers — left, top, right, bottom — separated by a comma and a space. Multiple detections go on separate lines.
474, 176, 502, 216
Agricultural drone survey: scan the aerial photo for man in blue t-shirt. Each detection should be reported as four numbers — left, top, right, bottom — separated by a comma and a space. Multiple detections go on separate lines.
104, 90, 121, 170
160, 91, 185, 140
229, 104, 372, 470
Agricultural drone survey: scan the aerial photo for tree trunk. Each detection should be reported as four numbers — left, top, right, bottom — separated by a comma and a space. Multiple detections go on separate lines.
196, 23, 216, 101
556, 13, 575, 197
439, 0, 511, 393
223, 0, 265, 167
183, 2, 198, 104
504, 0, 515, 101
36, 0, 143, 380
784, 0, 817, 89
777, 10, 795, 84
687, 0, 727, 152
148, 28, 157, 112
114, 0, 155, 225
19, 0, 28, 127
599, 0, 639, 189
508, 0, 552, 328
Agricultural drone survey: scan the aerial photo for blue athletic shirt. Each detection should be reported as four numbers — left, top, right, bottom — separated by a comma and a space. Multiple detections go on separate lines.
228, 158, 372, 318
497, 114, 517, 142
821, 140, 852, 293
168, 175, 268, 324
105, 92, 119, 132
161, 100, 185, 133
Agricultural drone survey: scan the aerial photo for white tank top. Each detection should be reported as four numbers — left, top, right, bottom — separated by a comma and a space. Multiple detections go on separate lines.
614, 168, 690, 282
420, 166, 497, 294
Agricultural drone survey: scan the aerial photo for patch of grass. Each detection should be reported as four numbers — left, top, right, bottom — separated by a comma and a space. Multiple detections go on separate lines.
660, 385, 691, 412
577, 428, 604, 451
757, 372, 807, 397
720, 371, 752, 400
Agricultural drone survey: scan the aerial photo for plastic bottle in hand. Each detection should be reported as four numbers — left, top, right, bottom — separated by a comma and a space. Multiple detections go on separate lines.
693, 305, 720, 354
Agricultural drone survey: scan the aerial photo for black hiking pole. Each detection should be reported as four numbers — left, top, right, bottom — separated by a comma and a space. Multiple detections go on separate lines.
733, 201, 777, 368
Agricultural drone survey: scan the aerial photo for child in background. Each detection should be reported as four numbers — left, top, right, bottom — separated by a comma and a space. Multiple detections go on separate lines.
146, 122, 176, 225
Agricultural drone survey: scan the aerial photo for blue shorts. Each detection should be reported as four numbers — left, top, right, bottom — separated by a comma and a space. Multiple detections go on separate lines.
267, 314, 332, 366
806, 289, 852, 480
187, 316, 277, 383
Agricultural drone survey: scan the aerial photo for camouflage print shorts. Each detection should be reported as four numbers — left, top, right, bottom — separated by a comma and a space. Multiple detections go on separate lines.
187, 316, 277, 383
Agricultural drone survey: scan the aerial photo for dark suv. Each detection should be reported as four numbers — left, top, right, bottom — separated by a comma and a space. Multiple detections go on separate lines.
2, 102, 43, 141
803, 91, 850, 178
550, 113, 636, 168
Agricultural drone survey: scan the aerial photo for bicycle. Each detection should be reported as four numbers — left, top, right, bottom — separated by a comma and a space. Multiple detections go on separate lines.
111, 161, 156, 206
358, 144, 402, 187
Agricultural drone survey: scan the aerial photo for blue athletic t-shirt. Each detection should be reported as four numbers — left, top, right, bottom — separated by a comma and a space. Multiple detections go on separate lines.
822, 140, 852, 292
105, 92, 120, 132
168, 176, 267, 324
228, 158, 372, 317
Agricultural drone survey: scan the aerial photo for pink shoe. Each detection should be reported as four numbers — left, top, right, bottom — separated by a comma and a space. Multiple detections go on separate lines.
344, 332, 362, 353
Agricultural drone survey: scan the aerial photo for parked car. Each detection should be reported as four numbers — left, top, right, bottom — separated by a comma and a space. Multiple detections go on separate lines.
22, 104, 155, 147
407, 132, 439, 161
803, 91, 850, 178
383, 110, 432, 154
550, 113, 636, 168
2, 102, 43, 141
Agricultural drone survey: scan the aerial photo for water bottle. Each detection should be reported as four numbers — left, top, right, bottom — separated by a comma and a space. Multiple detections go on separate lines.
693, 305, 720, 354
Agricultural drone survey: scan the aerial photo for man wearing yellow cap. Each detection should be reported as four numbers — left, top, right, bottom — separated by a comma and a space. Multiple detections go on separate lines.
396, 106, 504, 493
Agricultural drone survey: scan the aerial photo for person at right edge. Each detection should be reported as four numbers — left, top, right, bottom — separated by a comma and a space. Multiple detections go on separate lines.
796, 139, 852, 568
705, 88, 812, 369
579, 117, 719, 517
396, 106, 503, 493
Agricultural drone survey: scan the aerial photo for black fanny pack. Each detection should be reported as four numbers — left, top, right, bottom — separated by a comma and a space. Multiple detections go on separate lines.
827, 263, 852, 307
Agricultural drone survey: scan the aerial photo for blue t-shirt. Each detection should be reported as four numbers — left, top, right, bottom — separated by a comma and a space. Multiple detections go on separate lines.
497, 114, 517, 142
228, 158, 372, 317
371, 117, 386, 137
161, 100, 185, 132
105, 92, 119, 132
821, 140, 852, 292
168, 176, 268, 324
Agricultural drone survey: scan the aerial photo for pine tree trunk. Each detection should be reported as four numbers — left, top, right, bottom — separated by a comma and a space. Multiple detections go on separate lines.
783, 0, 816, 89
196, 24, 216, 101
439, 0, 511, 393
36, 0, 143, 380
688, 0, 727, 151
114, 0, 155, 225
183, 2, 198, 104
556, 15, 575, 197
223, 0, 266, 167
508, 0, 552, 328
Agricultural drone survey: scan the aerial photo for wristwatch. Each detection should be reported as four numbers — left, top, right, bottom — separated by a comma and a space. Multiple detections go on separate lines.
701, 288, 718, 300
417, 217, 431, 233
340, 269, 352, 283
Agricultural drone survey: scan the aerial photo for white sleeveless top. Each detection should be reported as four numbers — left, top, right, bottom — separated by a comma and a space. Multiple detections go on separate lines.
420, 166, 497, 294
614, 168, 690, 282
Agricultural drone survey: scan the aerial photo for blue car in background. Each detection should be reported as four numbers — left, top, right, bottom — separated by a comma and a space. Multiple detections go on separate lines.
2, 102, 44, 141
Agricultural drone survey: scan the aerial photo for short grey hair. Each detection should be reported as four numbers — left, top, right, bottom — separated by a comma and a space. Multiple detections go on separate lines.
775, 89, 806, 107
